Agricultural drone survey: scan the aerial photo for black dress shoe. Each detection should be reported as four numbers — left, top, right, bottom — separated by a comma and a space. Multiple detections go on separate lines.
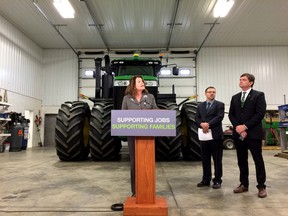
197, 181, 210, 187
212, 182, 221, 189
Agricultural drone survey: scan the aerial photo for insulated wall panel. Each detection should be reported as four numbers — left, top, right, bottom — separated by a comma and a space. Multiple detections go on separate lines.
42, 49, 78, 106
0, 14, 43, 100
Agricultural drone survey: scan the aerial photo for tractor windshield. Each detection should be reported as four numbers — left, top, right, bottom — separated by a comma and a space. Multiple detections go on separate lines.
118, 65, 154, 76
112, 58, 161, 77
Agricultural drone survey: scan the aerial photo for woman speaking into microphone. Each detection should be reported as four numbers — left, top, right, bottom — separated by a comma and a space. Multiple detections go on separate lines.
121, 75, 158, 197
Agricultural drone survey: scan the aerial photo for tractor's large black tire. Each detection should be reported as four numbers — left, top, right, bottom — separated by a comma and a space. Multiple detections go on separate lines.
55, 101, 90, 161
89, 101, 121, 160
156, 102, 182, 161
181, 101, 202, 161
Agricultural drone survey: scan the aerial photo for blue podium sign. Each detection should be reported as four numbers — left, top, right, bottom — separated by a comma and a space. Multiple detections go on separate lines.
111, 110, 176, 137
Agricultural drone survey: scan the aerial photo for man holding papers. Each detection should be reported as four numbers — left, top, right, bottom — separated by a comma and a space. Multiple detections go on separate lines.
195, 86, 225, 189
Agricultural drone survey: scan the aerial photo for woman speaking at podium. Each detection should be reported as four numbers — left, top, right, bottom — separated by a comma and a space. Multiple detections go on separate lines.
121, 75, 158, 197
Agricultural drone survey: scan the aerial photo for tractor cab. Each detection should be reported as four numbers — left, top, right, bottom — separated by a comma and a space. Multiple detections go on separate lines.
110, 55, 161, 109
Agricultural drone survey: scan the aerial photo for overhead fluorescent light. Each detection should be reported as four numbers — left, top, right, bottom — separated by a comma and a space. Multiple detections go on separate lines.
53, 0, 75, 18
213, 0, 234, 18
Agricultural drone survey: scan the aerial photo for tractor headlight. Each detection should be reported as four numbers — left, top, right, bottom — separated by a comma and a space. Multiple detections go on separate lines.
114, 80, 129, 86
144, 81, 158, 87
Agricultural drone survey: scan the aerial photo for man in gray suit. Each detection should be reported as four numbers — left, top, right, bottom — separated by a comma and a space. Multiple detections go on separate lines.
195, 86, 225, 189
229, 73, 267, 198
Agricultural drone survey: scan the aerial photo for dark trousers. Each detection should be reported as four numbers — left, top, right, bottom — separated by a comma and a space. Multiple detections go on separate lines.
235, 138, 266, 189
127, 137, 135, 194
200, 140, 223, 183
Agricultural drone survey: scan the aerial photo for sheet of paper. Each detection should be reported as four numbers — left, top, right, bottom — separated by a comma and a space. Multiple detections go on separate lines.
198, 128, 213, 141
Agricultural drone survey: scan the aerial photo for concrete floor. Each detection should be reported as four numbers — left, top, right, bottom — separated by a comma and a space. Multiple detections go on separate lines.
0, 144, 287, 216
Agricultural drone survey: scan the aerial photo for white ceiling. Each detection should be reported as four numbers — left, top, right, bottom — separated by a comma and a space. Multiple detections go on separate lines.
0, 0, 288, 52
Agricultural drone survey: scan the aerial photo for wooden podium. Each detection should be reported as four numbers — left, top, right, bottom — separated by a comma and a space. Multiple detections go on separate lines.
111, 110, 175, 216
123, 136, 168, 216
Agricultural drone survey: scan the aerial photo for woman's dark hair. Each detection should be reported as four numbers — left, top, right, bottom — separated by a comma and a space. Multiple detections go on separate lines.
125, 75, 148, 97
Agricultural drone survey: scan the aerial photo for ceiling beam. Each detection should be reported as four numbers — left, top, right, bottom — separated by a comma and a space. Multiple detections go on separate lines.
83, 0, 110, 51
166, 0, 181, 51
196, 17, 220, 55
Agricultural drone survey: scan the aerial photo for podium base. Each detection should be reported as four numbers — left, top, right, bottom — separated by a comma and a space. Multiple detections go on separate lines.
123, 196, 168, 216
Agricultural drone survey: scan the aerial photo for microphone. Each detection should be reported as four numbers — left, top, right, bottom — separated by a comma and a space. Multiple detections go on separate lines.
143, 95, 150, 104
142, 95, 151, 108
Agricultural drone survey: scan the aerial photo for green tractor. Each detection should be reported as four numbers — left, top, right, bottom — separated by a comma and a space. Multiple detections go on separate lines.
55, 54, 201, 161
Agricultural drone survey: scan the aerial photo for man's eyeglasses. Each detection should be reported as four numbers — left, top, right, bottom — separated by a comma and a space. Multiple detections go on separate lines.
206, 91, 216, 93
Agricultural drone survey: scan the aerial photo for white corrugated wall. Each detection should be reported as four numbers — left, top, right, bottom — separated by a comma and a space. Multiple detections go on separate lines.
197, 47, 288, 110
42, 49, 78, 107
0, 14, 43, 102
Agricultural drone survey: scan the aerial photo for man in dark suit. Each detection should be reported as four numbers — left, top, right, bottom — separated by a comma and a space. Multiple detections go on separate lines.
195, 86, 225, 189
229, 73, 267, 198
